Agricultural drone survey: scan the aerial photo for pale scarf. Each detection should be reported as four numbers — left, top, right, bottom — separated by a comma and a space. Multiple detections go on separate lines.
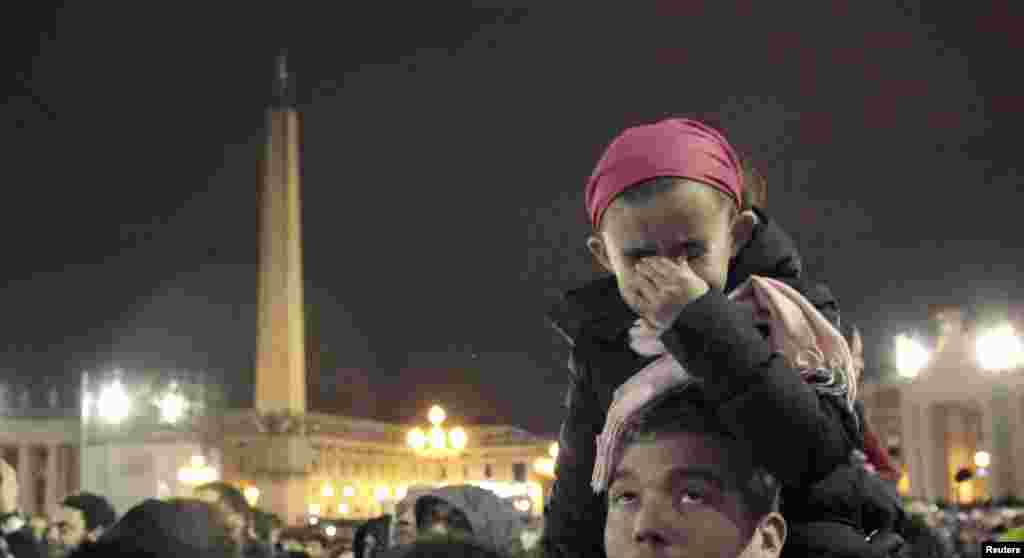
591, 275, 858, 493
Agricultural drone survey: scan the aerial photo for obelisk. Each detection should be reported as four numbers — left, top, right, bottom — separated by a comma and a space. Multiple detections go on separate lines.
251, 51, 313, 524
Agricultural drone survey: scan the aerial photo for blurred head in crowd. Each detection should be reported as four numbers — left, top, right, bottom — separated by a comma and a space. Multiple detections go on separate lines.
381, 535, 505, 558
304, 532, 329, 558
414, 497, 473, 538
48, 492, 116, 557
0, 458, 18, 515
604, 388, 786, 558
29, 515, 49, 542
68, 498, 238, 558
196, 482, 251, 545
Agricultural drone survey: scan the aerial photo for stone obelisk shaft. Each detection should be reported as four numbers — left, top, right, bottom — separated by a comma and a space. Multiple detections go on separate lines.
255, 52, 307, 415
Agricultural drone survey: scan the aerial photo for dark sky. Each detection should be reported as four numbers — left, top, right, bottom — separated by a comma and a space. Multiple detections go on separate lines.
4, 2, 1024, 434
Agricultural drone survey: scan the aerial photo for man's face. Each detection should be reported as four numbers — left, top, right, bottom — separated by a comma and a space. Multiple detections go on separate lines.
49, 506, 90, 557
604, 431, 782, 558
589, 179, 747, 299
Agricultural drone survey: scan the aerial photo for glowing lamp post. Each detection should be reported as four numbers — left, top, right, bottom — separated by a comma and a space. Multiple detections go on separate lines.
407, 405, 468, 459
976, 324, 1024, 372
975, 323, 1021, 500
895, 335, 930, 379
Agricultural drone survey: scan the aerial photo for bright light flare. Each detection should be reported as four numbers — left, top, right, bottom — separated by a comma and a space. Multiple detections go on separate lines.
156, 385, 188, 424
375, 486, 390, 501
548, 442, 559, 460
338, 503, 350, 515
895, 335, 930, 378
976, 324, 1024, 371
308, 503, 321, 517
448, 427, 468, 450
243, 486, 261, 507
98, 379, 132, 423
342, 486, 355, 498
407, 428, 426, 451
321, 483, 335, 498
428, 405, 446, 426
974, 451, 991, 468
325, 525, 337, 538
429, 427, 446, 450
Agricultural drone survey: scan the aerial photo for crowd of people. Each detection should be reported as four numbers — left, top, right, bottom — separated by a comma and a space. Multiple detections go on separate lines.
2, 117, 1021, 557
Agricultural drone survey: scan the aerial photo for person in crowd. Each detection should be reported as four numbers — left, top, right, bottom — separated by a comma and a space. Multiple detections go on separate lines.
67, 498, 237, 558
47, 493, 115, 558
0, 458, 43, 558
196, 482, 273, 558
303, 532, 329, 558
355, 515, 392, 558
26, 518, 46, 545
393, 486, 524, 556
542, 116, 906, 558
601, 386, 787, 558
382, 535, 509, 558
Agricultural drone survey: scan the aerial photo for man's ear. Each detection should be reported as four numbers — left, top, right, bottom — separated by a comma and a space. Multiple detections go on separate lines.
749, 512, 786, 558
86, 526, 105, 543
586, 234, 614, 274
730, 209, 758, 259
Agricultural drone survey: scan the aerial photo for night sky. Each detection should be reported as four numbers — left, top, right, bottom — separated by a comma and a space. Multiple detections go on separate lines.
4, 3, 1024, 434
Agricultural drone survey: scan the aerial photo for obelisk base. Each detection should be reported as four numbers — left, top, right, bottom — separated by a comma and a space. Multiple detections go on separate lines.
245, 434, 314, 525
260, 475, 309, 526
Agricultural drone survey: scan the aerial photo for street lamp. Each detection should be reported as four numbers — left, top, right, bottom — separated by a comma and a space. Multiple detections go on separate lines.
895, 334, 930, 379
976, 324, 1024, 372
407, 405, 468, 459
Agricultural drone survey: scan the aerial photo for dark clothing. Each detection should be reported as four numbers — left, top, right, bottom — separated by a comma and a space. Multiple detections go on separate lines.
0, 514, 43, 558
2, 529, 42, 558
784, 465, 909, 558
355, 516, 392, 558
540, 209, 889, 558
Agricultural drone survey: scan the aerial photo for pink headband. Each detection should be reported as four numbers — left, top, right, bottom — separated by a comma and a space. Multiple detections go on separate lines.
585, 118, 744, 227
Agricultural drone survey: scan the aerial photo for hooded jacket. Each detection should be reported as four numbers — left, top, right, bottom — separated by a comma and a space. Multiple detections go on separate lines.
397, 486, 525, 557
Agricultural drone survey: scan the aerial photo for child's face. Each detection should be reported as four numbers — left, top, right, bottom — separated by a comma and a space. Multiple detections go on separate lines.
588, 179, 751, 302
604, 431, 783, 558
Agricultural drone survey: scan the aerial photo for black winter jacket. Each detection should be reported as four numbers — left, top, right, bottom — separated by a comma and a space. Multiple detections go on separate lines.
540, 209, 898, 558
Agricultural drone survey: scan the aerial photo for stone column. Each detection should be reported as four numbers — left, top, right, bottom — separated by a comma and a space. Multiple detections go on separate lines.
45, 444, 59, 515
17, 445, 34, 515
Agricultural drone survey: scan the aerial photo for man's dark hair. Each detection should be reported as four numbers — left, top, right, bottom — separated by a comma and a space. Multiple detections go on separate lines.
622, 387, 780, 520
196, 482, 250, 518
61, 493, 117, 531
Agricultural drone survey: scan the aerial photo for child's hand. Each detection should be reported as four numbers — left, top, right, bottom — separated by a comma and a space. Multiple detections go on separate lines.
625, 257, 709, 330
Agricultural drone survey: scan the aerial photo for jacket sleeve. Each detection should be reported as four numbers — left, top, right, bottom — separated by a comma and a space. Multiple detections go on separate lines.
538, 349, 608, 558
659, 290, 855, 488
